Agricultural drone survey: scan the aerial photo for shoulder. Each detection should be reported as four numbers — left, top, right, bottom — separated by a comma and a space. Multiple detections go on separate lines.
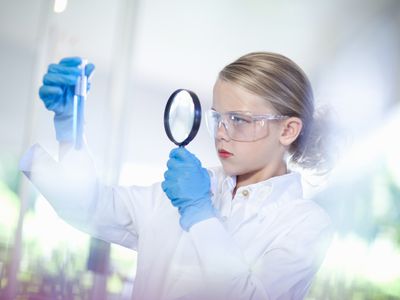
285, 197, 332, 227
268, 171, 332, 229
280, 198, 334, 249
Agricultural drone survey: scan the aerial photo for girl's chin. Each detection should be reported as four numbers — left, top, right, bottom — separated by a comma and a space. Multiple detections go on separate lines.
221, 164, 239, 177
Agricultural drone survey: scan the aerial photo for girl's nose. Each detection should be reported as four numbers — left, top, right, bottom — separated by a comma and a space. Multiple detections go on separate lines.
216, 121, 231, 141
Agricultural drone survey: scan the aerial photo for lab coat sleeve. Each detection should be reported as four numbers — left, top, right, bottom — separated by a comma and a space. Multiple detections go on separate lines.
188, 207, 333, 300
19, 143, 142, 249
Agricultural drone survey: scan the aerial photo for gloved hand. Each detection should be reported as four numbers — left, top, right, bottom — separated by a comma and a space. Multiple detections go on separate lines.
162, 147, 216, 231
39, 57, 95, 142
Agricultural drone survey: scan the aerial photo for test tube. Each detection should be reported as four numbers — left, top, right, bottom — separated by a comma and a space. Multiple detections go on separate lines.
73, 59, 87, 150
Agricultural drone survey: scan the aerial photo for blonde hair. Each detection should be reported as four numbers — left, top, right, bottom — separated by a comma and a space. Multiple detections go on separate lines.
219, 52, 334, 173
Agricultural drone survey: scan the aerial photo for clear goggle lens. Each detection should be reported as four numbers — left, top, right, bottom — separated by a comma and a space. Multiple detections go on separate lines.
205, 109, 288, 142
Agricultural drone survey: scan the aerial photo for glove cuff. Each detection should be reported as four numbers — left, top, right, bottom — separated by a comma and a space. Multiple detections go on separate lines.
179, 201, 216, 231
54, 113, 74, 142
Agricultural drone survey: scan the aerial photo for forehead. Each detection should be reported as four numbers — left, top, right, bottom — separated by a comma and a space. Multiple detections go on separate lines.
212, 79, 274, 114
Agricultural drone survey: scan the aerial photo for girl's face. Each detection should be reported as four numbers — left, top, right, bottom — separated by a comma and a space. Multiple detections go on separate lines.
212, 79, 288, 184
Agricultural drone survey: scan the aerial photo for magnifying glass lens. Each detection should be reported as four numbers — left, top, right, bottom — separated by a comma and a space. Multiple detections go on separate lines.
164, 89, 201, 147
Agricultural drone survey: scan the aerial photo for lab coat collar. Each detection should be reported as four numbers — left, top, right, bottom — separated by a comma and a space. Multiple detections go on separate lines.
222, 170, 303, 211
256, 171, 303, 208
224, 170, 302, 197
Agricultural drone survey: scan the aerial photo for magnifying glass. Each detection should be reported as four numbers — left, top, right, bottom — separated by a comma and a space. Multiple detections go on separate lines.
164, 89, 201, 147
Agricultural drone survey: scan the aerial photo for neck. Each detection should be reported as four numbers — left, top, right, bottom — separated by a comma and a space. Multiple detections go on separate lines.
232, 160, 287, 197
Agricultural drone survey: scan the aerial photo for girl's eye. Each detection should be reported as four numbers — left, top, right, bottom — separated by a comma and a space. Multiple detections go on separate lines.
230, 115, 252, 125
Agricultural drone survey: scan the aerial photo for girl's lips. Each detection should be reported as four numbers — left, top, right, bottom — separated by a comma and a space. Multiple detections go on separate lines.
218, 149, 233, 158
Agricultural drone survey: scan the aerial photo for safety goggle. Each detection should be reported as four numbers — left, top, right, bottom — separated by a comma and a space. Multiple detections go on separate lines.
205, 109, 288, 142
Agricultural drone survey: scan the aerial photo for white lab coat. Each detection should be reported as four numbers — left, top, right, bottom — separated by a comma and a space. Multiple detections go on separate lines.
20, 143, 333, 300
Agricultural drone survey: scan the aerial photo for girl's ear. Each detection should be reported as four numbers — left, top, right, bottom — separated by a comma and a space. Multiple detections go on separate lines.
279, 117, 303, 146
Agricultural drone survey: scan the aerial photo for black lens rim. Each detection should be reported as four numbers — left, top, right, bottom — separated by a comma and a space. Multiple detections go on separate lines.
164, 89, 202, 146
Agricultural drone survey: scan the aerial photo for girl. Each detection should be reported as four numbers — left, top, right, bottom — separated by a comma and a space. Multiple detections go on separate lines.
21, 52, 333, 300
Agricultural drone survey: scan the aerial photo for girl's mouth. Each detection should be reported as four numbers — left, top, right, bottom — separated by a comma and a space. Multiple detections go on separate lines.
218, 149, 233, 158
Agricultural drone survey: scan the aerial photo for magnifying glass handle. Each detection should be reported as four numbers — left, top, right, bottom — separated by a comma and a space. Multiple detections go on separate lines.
73, 60, 88, 150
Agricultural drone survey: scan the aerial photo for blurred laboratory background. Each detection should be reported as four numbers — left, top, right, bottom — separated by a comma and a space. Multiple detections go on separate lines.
1, 0, 400, 299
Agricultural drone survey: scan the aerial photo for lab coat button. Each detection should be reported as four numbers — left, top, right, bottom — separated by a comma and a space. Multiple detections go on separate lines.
242, 190, 249, 197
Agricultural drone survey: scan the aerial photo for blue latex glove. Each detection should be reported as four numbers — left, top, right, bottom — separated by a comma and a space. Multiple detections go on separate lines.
162, 147, 216, 231
39, 57, 95, 142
